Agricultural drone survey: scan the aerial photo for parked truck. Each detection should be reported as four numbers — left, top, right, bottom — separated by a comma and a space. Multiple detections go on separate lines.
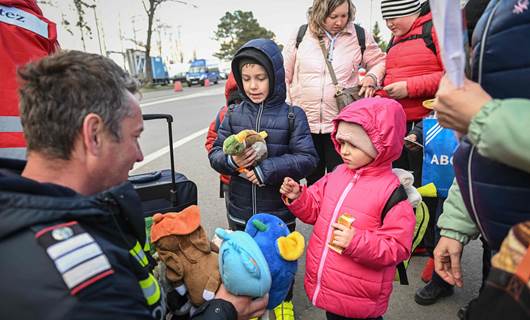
185, 59, 220, 86
125, 49, 170, 84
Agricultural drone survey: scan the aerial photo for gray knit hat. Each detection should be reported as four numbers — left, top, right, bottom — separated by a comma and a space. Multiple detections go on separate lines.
381, 0, 421, 19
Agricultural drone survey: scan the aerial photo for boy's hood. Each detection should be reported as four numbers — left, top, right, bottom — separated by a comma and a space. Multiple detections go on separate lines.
331, 97, 406, 169
231, 38, 286, 106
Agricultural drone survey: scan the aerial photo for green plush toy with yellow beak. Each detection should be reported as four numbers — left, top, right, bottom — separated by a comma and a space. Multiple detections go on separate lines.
223, 129, 268, 173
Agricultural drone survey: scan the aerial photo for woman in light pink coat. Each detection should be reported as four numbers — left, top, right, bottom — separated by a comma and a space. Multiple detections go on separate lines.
283, 0, 386, 185
280, 97, 415, 320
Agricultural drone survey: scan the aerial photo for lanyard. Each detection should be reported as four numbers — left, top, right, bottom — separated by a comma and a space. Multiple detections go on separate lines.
324, 30, 339, 62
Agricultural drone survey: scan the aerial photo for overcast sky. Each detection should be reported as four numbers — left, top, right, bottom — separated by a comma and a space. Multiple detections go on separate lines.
40, 0, 392, 66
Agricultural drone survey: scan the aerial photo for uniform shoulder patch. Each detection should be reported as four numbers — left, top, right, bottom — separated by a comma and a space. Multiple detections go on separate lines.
34, 221, 114, 295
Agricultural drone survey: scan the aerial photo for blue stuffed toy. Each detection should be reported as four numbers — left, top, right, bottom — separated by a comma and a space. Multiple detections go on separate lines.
215, 228, 271, 297
245, 214, 305, 309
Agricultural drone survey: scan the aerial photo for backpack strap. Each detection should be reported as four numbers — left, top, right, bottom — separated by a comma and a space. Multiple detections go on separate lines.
288, 104, 295, 134
422, 20, 436, 55
354, 24, 366, 58
226, 103, 236, 131
386, 20, 436, 56
381, 185, 409, 285
295, 24, 308, 49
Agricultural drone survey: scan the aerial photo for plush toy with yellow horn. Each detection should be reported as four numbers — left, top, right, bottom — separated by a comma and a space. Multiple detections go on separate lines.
245, 213, 305, 309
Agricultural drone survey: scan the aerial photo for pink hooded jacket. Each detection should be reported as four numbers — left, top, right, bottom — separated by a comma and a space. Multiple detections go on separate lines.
287, 98, 416, 318
283, 22, 386, 134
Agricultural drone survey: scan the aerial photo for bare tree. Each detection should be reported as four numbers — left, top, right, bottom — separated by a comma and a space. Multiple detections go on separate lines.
141, 0, 197, 85
38, 0, 96, 51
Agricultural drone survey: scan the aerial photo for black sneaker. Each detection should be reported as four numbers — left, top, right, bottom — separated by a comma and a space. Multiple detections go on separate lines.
414, 281, 454, 305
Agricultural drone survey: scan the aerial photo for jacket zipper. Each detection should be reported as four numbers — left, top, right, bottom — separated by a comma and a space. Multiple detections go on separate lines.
478, 0, 501, 85
467, 145, 489, 243
320, 61, 326, 134
252, 102, 264, 215
312, 172, 360, 305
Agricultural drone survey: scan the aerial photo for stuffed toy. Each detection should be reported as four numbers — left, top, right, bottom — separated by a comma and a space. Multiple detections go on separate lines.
223, 129, 268, 173
215, 228, 272, 298
151, 205, 221, 306
245, 214, 305, 309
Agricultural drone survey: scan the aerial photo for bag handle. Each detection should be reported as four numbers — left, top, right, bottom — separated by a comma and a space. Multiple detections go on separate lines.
318, 37, 342, 95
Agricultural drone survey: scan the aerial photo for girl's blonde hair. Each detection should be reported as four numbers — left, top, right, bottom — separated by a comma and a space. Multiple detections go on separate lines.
308, 0, 356, 36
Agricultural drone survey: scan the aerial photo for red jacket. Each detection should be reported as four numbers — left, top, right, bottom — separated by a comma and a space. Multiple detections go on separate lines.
287, 98, 415, 318
0, 0, 58, 158
382, 12, 444, 122
205, 73, 238, 186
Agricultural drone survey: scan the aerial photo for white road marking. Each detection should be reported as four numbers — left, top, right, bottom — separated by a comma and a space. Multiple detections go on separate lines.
131, 127, 208, 173
140, 87, 224, 107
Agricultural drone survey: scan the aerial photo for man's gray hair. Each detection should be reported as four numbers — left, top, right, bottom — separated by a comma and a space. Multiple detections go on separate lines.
18, 50, 139, 160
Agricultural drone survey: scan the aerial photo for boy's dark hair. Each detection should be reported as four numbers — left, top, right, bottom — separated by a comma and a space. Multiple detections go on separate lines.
231, 47, 275, 100
18, 50, 139, 160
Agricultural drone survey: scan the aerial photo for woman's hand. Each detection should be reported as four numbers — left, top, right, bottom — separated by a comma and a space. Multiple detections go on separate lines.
280, 177, 301, 201
232, 147, 256, 168
331, 223, 356, 249
383, 81, 408, 99
359, 75, 377, 98
433, 76, 492, 134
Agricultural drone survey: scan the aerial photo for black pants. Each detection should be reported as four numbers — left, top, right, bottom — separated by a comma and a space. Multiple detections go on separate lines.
307, 133, 342, 186
326, 312, 383, 320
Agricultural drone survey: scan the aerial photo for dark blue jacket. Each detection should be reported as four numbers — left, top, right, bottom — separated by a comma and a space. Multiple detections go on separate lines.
454, 0, 530, 250
208, 39, 318, 228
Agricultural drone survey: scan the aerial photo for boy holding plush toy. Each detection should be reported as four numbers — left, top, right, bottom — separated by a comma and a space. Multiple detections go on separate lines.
208, 38, 317, 318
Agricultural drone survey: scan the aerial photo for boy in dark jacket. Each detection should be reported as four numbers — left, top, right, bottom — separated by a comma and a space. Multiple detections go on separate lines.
208, 38, 318, 319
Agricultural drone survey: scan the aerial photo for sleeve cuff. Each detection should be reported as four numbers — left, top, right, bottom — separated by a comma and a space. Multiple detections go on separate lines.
468, 99, 501, 146
366, 73, 378, 85
226, 155, 238, 170
439, 229, 473, 245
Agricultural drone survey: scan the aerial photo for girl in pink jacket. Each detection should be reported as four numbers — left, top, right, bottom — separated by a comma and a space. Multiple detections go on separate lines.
280, 97, 416, 319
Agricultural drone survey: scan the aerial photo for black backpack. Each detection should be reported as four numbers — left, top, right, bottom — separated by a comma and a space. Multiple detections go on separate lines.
386, 20, 436, 55
382, 185, 410, 285
295, 23, 367, 58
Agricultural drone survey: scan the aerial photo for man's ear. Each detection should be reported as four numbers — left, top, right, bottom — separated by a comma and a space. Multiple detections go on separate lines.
82, 113, 105, 156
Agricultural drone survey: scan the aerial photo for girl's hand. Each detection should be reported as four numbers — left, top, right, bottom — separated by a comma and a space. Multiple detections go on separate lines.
280, 177, 301, 201
246, 170, 261, 185
383, 81, 408, 99
359, 75, 376, 98
404, 134, 421, 151
331, 223, 356, 249
232, 147, 256, 168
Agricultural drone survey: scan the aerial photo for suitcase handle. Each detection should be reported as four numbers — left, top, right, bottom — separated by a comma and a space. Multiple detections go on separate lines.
142, 113, 177, 207
143, 114, 173, 122
128, 170, 162, 183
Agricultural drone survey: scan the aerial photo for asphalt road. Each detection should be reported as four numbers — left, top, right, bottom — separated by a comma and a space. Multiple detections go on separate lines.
131, 86, 484, 320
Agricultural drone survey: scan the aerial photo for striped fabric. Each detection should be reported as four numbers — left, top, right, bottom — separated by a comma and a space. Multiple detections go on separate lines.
381, 0, 421, 19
